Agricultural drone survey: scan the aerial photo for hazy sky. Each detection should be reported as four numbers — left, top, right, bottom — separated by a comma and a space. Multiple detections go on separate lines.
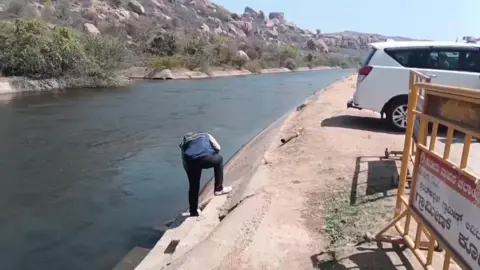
213, 0, 476, 41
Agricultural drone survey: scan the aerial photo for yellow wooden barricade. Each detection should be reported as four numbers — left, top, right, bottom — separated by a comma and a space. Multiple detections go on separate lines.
371, 70, 480, 270
385, 70, 431, 187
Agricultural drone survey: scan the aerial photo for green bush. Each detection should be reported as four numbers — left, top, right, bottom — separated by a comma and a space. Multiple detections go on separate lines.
145, 33, 178, 57
147, 55, 182, 71
0, 19, 124, 86
277, 45, 301, 64
83, 35, 128, 74
245, 60, 262, 73
259, 52, 280, 68
210, 37, 236, 66
176, 35, 218, 71
283, 58, 297, 70
181, 35, 210, 56
0, 20, 88, 78
306, 53, 314, 63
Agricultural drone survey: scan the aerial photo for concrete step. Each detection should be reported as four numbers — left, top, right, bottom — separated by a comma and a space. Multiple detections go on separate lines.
113, 247, 150, 270
165, 195, 228, 266
134, 217, 198, 270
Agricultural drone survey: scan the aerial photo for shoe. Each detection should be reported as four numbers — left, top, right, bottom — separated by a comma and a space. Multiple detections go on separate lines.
183, 208, 201, 217
191, 208, 202, 216
214, 186, 232, 196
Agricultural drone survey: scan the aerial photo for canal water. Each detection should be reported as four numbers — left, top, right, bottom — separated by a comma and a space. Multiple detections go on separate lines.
0, 69, 352, 270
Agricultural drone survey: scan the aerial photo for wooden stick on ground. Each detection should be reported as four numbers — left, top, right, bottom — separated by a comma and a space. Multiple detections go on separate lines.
280, 128, 304, 144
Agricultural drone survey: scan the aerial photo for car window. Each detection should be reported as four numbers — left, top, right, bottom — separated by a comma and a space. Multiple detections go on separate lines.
461, 51, 480, 73
385, 47, 480, 73
384, 48, 429, 68
385, 49, 412, 66
425, 51, 460, 71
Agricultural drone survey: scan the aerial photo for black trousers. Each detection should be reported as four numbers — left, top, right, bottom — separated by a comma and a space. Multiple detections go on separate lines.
184, 154, 224, 216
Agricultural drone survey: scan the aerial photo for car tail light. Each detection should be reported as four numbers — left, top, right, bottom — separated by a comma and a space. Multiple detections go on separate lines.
358, 66, 373, 83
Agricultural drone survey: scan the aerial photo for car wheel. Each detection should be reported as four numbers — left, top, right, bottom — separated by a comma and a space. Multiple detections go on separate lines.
386, 98, 409, 132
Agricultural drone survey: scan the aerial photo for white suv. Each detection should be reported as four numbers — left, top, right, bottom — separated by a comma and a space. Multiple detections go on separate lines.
347, 41, 480, 131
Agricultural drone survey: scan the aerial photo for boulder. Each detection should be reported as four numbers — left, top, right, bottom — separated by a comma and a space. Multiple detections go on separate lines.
277, 24, 287, 33
152, 69, 173, 80
268, 12, 284, 21
265, 29, 278, 38
241, 15, 254, 22
257, 10, 265, 21
231, 13, 241, 20
244, 6, 257, 15
111, 0, 122, 7
128, 0, 145, 15
83, 23, 101, 35
200, 23, 210, 32
154, 10, 171, 21
231, 21, 252, 35
236, 50, 250, 61
155, 3, 169, 12
227, 23, 246, 37
284, 22, 296, 30
305, 38, 329, 53
207, 16, 222, 26
214, 27, 225, 35
265, 19, 275, 28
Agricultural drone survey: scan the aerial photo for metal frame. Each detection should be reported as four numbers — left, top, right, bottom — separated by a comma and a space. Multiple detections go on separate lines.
385, 70, 431, 190
371, 70, 480, 270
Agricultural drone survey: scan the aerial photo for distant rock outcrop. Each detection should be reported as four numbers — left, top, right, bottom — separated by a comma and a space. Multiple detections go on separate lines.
268, 12, 284, 22
244, 6, 257, 15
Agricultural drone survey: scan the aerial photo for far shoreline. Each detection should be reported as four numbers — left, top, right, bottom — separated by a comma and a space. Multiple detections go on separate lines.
123, 65, 341, 81
0, 66, 345, 95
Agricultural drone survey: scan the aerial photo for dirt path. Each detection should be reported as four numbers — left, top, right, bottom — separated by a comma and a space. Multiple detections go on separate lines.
214, 74, 409, 269
167, 74, 461, 270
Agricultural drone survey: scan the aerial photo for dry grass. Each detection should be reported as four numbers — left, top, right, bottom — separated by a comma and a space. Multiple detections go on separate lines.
324, 178, 396, 248
323, 155, 402, 249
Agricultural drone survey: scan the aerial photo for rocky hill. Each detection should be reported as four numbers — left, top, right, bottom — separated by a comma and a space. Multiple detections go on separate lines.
0, 0, 414, 58
0, 0, 418, 90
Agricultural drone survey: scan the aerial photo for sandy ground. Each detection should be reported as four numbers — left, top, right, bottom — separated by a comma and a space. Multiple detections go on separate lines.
215, 75, 409, 269
161, 74, 471, 270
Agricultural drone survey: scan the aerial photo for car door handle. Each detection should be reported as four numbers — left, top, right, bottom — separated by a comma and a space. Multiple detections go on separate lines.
425, 73, 437, 78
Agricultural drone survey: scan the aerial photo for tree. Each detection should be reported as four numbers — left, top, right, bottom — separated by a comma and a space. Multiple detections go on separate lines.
145, 33, 178, 56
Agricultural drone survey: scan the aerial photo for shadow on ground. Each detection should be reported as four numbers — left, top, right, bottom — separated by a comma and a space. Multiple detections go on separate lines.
321, 115, 398, 134
322, 115, 480, 145
311, 245, 415, 270
437, 133, 480, 144
350, 156, 399, 205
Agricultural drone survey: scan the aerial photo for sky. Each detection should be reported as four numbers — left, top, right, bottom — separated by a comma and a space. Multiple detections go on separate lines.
213, 0, 477, 41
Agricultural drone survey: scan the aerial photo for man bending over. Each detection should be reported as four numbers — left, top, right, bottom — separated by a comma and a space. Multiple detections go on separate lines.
180, 132, 232, 217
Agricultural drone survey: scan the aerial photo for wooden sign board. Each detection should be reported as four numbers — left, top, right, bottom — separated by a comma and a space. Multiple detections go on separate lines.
412, 147, 480, 269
